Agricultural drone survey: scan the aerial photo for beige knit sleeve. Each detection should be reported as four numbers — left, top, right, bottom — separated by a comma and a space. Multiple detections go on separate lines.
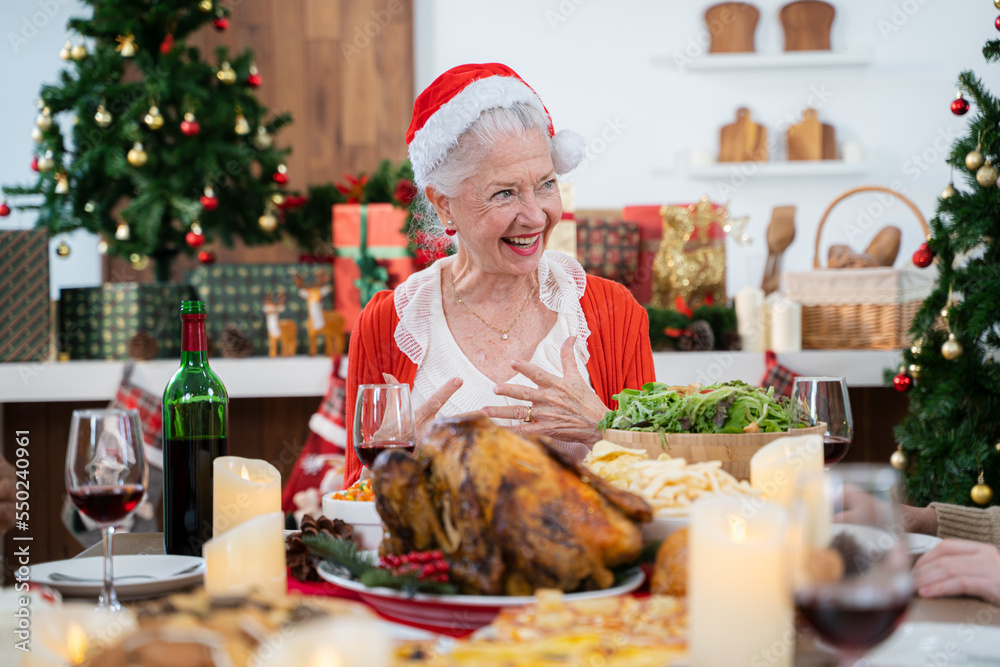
930, 503, 1000, 549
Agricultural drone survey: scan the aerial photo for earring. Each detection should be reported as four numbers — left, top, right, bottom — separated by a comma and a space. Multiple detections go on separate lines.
445, 221, 456, 236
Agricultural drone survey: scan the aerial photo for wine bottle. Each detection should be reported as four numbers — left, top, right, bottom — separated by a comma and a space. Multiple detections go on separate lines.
162, 300, 229, 556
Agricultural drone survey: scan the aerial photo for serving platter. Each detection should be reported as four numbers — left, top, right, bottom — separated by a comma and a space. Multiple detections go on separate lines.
317, 564, 645, 633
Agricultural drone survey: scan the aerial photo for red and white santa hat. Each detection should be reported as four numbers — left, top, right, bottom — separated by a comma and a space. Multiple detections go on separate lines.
406, 62, 585, 186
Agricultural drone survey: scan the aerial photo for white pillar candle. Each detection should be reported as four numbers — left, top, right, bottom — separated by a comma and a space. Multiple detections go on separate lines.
203, 511, 286, 598
251, 617, 391, 667
751, 434, 829, 548
23, 603, 137, 667
735, 285, 766, 352
213, 456, 281, 536
690, 497, 793, 667
767, 295, 802, 353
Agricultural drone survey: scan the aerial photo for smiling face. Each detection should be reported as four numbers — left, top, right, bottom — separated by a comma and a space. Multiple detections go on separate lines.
428, 129, 562, 277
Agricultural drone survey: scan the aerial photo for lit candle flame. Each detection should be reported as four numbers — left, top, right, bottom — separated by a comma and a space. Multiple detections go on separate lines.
309, 649, 344, 667
67, 622, 87, 665
728, 514, 747, 543
240, 464, 251, 481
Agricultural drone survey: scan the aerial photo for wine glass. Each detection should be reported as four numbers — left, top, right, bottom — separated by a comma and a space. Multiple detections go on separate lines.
792, 376, 854, 466
792, 464, 913, 665
353, 384, 416, 469
66, 409, 148, 611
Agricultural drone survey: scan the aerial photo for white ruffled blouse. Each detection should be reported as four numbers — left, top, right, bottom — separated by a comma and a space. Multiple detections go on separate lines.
394, 251, 594, 459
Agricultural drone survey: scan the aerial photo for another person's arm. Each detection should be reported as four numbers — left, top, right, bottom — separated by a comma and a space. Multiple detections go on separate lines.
913, 539, 1000, 604
0, 456, 14, 537
928, 502, 1000, 549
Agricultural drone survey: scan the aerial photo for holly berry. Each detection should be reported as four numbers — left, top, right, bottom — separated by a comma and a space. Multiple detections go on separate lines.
213, 16, 228, 31
378, 550, 450, 582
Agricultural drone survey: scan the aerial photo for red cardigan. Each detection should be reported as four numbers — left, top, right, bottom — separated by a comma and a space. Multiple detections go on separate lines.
342, 275, 655, 487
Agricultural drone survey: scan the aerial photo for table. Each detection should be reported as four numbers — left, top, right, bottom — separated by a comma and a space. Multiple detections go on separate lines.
70, 533, 1000, 666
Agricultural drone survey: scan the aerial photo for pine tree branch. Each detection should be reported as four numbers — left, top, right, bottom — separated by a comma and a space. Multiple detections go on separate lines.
984, 40, 1000, 63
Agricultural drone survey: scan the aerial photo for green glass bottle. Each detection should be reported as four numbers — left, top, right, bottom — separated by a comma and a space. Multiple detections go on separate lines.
162, 300, 229, 556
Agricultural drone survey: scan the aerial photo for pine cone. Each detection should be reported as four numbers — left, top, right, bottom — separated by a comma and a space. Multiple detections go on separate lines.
220, 323, 253, 358
721, 330, 742, 351
287, 513, 362, 582
676, 320, 715, 352
128, 331, 158, 360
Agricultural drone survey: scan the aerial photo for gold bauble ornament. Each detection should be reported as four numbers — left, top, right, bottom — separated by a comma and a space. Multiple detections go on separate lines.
199, 0, 213, 11
271, 193, 285, 206
908, 363, 921, 381
36, 107, 52, 130
910, 340, 922, 355
96, 239, 108, 254
977, 161, 998, 187
972, 472, 993, 506
995, 440, 1000, 452
143, 106, 164, 130
940, 306, 950, 319
253, 126, 272, 149
116, 33, 137, 58
54, 173, 69, 194
127, 142, 148, 167
59, 41, 72, 60
70, 43, 88, 61
56, 241, 71, 258
94, 104, 112, 128
84, 200, 96, 213
129, 253, 149, 271
890, 447, 908, 470
31, 127, 43, 142
216, 61, 236, 85
234, 113, 250, 135
996, 0, 1000, 10
258, 209, 278, 232
115, 221, 130, 241
941, 182, 956, 199
37, 151, 55, 171
966, 148, 985, 171
941, 332, 963, 361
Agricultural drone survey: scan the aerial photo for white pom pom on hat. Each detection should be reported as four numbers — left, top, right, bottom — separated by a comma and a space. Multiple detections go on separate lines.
406, 62, 582, 184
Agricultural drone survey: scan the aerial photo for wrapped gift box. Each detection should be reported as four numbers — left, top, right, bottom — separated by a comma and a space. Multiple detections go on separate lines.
0, 230, 51, 362
621, 205, 664, 305
332, 203, 416, 331
186, 263, 327, 356
575, 218, 640, 285
59, 283, 196, 360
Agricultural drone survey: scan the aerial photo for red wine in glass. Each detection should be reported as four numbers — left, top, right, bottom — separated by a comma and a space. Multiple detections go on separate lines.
355, 440, 415, 468
824, 436, 852, 466
69, 484, 145, 525
796, 591, 910, 652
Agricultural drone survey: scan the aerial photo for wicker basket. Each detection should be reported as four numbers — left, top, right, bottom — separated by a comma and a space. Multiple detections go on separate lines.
784, 186, 935, 350
602, 424, 827, 481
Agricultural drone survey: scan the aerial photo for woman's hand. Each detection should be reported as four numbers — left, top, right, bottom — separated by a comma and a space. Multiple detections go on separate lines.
482, 337, 608, 445
835, 485, 937, 535
913, 539, 1000, 604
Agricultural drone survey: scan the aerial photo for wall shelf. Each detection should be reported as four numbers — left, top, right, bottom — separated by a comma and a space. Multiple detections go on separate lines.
676, 160, 868, 180
655, 49, 872, 71
0, 350, 899, 403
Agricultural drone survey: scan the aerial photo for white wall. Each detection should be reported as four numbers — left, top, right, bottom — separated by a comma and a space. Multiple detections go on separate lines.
1, 0, 99, 299
414, 0, 999, 293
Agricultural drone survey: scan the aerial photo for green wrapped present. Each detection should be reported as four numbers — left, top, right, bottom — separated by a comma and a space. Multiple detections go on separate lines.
186, 263, 331, 356
0, 230, 51, 362
59, 283, 196, 360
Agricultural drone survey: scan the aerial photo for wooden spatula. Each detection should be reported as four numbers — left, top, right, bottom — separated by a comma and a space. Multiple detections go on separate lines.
762, 206, 796, 294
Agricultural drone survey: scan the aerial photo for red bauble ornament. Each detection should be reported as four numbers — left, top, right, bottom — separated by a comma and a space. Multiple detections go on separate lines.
30, 156, 39, 172
198, 250, 216, 264
200, 194, 218, 211
272, 171, 288, 185
180, 113, 200, 137
0, 202, 10, 217
951, 94, 970, 116
213, 17, 228, 31
893, 371, 914, 393
247, 72, 262, 87
186, 231, 206, 248
996, 15, 1000, 31
160, 33, 175, 54
912, 242, 935, 268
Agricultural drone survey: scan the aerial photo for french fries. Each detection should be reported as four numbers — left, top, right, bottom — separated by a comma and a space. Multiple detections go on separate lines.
585, 441, 758, 517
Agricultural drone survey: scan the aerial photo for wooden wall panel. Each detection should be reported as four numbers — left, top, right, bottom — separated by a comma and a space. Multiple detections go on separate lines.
107, 0, 414, 282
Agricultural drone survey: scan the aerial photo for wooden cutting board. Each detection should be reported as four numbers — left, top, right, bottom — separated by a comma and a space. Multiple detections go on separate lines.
719, 108, 768, 162
780, 0, 835, 51
787, 108, 836, 160
705, 2, 760, 53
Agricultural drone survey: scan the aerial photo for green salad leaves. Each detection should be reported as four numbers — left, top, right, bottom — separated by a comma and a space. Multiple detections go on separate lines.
599, 380, 805, 434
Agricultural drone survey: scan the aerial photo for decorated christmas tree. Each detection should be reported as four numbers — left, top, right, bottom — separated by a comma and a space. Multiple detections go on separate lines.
889, 38, 1000, 508
0, 0, 291, 281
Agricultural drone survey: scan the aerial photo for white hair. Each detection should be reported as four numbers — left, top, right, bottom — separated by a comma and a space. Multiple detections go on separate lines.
412, 103, 582, 235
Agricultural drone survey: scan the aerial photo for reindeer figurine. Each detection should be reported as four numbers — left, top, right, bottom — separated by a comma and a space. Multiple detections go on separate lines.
293, 269, 345, 357
263, 293, 298, 358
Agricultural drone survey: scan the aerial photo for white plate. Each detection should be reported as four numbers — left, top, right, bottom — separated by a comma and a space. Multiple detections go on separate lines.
641, 515, 690, 543
832, 524, 942, 556
865, 622, 1000, 666
30, 555, 204, 600
318, 565, 645, 632
906, 532, 942, 556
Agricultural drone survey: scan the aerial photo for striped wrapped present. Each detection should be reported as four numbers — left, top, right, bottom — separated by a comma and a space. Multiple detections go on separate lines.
0, 231, 51, 362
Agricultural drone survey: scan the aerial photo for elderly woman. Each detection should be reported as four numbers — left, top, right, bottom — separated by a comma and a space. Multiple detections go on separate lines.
343, 63, 655, 487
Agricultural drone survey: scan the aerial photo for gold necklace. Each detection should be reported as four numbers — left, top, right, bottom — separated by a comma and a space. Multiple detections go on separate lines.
450, 267, 536, 341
